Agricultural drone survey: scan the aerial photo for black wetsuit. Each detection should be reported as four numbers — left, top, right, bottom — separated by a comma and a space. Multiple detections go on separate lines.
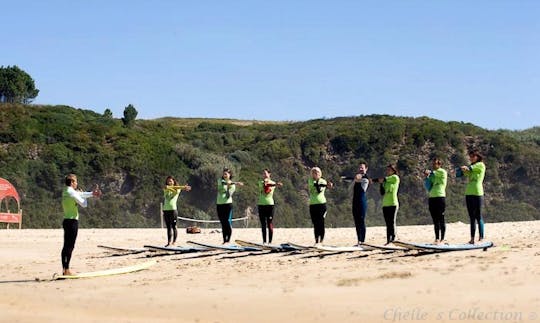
310, 204, 327, 244
61, 219, 78, 270
382, 206, 398, 244
466, 195, 484, 240
217, 204, 233, 243
258, 205, 275, 243
428, 197, 446, 240
163, 210, 178, 244
352, 176, 369, 243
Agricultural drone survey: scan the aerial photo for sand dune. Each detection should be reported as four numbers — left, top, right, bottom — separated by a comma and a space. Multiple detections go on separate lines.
0, 221, 539, 323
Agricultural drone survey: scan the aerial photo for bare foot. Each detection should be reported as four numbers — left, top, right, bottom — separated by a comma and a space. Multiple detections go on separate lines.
433, 239, 440, 245
63, 269, 75, 276
468, 239, 474, 244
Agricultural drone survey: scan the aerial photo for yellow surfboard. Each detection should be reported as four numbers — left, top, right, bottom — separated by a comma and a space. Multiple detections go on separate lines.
54, 260, 157, 280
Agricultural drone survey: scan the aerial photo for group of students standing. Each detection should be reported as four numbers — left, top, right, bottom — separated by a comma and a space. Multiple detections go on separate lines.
161, 167, 282, 246
160, 149, 486, 247
427, 149, 486, 246
58, 150, 486, 274
345, 149, 486, 246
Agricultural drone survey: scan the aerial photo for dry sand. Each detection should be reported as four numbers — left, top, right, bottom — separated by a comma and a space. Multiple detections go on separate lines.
1, 221, 539, 323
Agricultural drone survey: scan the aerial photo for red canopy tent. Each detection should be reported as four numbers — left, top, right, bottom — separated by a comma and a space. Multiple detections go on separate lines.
0, 178, 22, 229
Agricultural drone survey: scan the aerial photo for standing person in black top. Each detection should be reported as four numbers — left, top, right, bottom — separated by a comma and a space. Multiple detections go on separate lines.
351, 162, 370, 245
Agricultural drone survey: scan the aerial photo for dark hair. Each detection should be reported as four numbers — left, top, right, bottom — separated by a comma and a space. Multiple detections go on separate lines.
432, 157, 443, 166
468, 150, 484, 162
263, 168, 271, 173
387, 164, 398, 175
165, 176, 178, 186
358, 161, 368, 168
223, 168, 233, 179
65, 174, 76, 186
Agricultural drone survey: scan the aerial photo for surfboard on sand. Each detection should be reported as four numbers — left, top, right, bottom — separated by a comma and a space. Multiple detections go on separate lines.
235, 240, 297, 251
314, 245, 368, 252
97, 245, 148, 253
393, 240, 494, 251
360, 242, 407, 251
283, 242, 315, 251
143, 245, 209, 253
187, 241, 262, 252
53, 260, 157, 280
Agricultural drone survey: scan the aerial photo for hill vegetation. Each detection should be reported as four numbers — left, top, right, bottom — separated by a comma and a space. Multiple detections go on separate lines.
1, 103, 538, 229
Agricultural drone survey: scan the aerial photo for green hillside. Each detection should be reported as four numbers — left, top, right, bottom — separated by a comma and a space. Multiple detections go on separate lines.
1, 103, 538, 228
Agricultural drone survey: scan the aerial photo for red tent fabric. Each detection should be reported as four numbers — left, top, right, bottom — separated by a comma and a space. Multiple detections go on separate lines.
0, 178, 22, 227
0, 178, 20, 205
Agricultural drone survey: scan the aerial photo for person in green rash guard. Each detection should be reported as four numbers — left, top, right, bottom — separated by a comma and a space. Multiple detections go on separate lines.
61, 174, 101, 276
308, 167, 333, 246
424, 158, 448, 244
217, 168, 244, 244
258, 169, 283, 244
459, 150, 486, 244
374, 164, 400, 244
163, 176, 191, 247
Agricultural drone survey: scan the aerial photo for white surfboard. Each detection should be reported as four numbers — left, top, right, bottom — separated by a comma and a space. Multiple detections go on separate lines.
315, 245, 368, 252
283, 242, 315, 251
393, 240, 494, 251
143, 245, 209, 253
187, 241, 262, 251
235, 240, 297, 251
360, 242, 407, 251
97, 245, 148, 253
54, 260, 157, 280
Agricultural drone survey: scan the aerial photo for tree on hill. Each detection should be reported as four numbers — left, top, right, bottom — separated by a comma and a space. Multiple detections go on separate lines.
122, 104, 138, 127
103, 108, 113, 119
0, 65, 39, 104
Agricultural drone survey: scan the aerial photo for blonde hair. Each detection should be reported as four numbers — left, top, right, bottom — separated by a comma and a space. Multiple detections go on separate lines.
311, 167, 322, 176
65, 174, 77, 186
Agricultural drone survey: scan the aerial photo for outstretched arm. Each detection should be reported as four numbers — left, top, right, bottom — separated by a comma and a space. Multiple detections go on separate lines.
67, 187, 92, 208
166, 185, 192, 192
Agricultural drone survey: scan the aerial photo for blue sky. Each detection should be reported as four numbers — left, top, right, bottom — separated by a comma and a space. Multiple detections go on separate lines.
3, 1, 539, 130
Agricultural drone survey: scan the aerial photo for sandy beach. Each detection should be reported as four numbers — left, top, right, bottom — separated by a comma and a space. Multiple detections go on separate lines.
0, 221, 539, 323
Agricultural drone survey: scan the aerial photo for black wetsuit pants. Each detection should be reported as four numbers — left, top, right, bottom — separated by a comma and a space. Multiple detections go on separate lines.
258, 205, 275, 243
352, 198, 367, 243
466, 195, 484, 240
310, 204, 327, 244
428, 197, 446, 240
217, 203, 233, 243
382, 206, 398, 244
61, 218, 78, 270
163, 210, 178, 244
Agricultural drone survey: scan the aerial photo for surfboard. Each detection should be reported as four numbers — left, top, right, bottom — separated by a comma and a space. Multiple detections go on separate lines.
393, 240, 494, 251
187, 241, 262, 251
53, 260, 157, 280
360, 242, 407, 251
235, 240, 297, 251
97, 245, 148, 253
235, 240, 280, 250
284, 242, 315, 251
314, 245, 368, 252
143, 245, 209, 253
